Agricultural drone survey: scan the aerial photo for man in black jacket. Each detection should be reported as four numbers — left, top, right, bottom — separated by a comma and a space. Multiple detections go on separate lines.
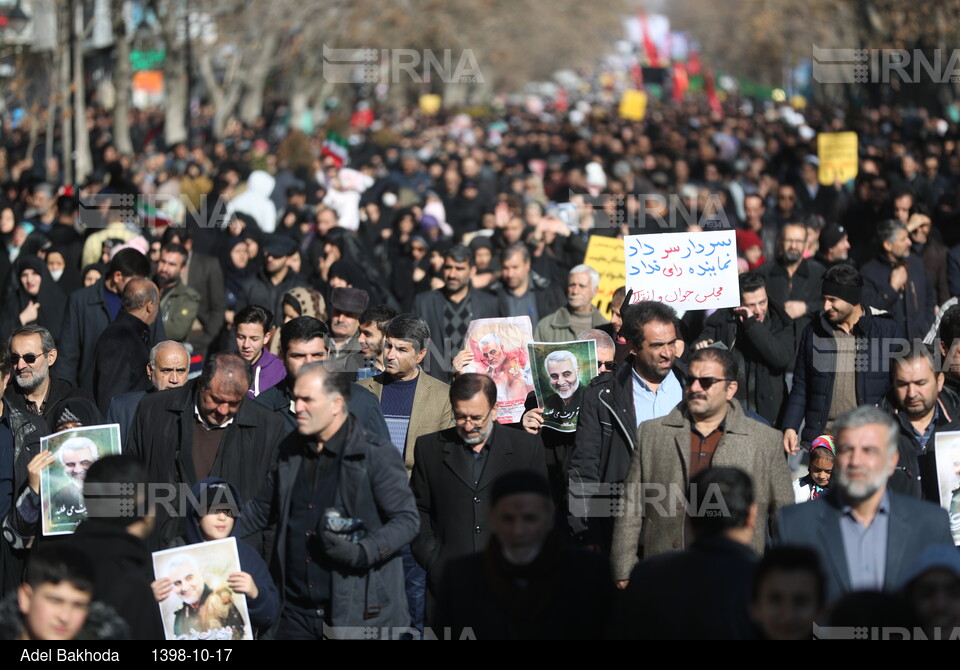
413, 244, 499, 382
756, 222, 825, 330
58, 248, 165, 391
4, 325, 95, 428
618, 467, 759, 640
566, 301, 685, 551
693, 272, 795, 425
861, 219, 936, 340
93, 279, 160, 413
434, 471, 613, 640
489, 243, 565, 329
127, 353, 287, 547
237, 234, 308, 329
878, 340, 960, 500
72, 455, 164, 639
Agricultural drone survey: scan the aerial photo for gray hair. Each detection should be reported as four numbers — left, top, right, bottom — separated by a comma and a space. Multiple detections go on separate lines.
149, 341, 190, 368
10, 324, 56, 354
543, 349, 578, 376
58, 437, 98, 465
578, 328, 615, 351
876, 219, 907, 247
569, 264, 600, 292
164, 553, 201, 579
479, 333, 502, 349
832, 405, 899, 457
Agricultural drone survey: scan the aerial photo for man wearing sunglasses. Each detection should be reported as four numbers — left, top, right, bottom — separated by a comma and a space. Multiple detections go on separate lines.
611, 347, 793, 589
4, 324, 95, 428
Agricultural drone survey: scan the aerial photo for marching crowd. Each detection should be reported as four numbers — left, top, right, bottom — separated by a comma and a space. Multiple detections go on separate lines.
2, 97, 960, 639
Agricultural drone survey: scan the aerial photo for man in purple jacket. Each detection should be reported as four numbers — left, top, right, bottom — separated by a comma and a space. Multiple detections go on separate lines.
235, 304, 286, 398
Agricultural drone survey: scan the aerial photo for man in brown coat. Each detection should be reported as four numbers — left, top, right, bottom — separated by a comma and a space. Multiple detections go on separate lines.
611, 347, 793, 588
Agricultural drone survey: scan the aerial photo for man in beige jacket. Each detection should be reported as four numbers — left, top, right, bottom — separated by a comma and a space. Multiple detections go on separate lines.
611, 346, 793, 588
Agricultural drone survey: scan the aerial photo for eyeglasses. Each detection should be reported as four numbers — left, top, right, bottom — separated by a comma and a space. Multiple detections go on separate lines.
685, 376, 732, 390
11, 352, 46, 365
205, 508, 237, 518
454, 408, 493, 428
598, 360, 616, 371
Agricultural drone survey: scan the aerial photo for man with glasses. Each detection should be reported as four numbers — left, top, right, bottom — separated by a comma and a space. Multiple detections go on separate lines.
410, 373, 546, 619
4, 324, 95, 427
757, 221, 825, 325
611, 347, 793, 588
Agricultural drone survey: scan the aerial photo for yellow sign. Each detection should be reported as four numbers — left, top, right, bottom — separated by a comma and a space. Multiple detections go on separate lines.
818, 132, 858, 186
584, 235, 626, 319
419, 94, 442, 116
618, 90, 647, 121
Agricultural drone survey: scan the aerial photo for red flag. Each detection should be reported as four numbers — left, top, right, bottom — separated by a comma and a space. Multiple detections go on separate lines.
672, 62, 689, 103
639, 13, 660, 68
704, 68, 722, 115
688, 45, 702, 75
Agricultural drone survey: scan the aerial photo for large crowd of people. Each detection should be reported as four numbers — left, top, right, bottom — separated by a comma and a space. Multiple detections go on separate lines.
2, 94, 960, 640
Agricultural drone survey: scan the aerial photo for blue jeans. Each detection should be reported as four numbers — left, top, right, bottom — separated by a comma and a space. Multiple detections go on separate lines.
402, 544, 426, 633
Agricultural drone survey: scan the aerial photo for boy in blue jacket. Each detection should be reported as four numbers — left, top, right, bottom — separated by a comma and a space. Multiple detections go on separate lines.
151, 478, 280, 637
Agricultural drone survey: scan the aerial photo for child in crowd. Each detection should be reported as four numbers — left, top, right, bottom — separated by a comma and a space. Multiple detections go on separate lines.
793, 435, 836, 503
151, 478, 279, 638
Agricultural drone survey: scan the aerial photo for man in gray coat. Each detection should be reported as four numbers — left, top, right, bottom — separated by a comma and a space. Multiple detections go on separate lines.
611, 347, 794, 587
237, 362, 418, 639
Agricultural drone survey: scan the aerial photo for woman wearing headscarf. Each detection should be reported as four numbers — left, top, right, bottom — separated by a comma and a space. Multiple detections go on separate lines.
0, 254, 68, 343
45, 245, 83, 294
265, 287, 328, 356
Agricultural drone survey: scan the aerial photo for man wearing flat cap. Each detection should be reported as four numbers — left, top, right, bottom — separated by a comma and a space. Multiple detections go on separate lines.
328, 286, 369, 375
238, 234, 308, 329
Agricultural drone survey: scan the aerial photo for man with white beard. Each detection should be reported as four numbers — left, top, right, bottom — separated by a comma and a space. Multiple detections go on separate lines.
776, 405, 953, 607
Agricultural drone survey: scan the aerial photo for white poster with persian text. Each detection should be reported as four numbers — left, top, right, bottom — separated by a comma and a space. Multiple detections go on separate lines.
624, 231, 739, 311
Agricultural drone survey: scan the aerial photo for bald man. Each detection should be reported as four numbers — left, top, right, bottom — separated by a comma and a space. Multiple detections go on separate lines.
93, 278, 160, 413
106, 340, 190, 446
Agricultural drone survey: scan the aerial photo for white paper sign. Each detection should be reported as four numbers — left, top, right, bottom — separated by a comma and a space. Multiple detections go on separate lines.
624, 230, 739, 311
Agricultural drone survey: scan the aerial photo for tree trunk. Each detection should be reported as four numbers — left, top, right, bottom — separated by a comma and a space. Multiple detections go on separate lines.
60, 2, 73, 186
73, 2, 93, 186
198, 51, 242, 139
162, 2, 187, 146
111, 0, 133, 155
238, 32, 279, 125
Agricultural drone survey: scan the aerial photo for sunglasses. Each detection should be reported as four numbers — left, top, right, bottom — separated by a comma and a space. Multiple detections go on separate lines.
685, 376, 732, 390
205, 508, 237, 518
11, 352, 46, 365
598, 360, 616, 371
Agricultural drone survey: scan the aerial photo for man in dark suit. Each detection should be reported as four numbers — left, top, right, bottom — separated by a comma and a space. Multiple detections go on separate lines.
127, 353, 287, 547
413, 244, 499, 382
776, 405, 953, 607
410, 373, 547, 614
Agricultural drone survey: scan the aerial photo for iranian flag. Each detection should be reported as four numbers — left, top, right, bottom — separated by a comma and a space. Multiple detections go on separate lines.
322, 131, 350, 168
